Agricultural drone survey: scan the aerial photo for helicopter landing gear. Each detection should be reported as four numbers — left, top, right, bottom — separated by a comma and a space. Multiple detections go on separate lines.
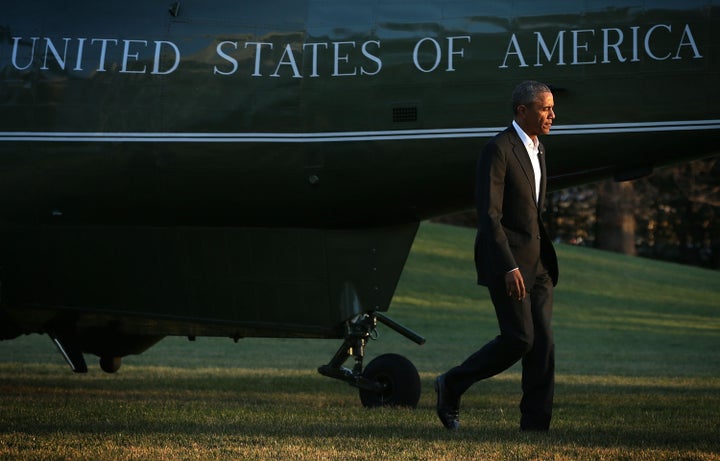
318, 312, 424, 408
100, 355, 122, 373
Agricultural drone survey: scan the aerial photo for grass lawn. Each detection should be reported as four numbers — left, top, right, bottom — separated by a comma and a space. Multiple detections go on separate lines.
1, 222, 718, 460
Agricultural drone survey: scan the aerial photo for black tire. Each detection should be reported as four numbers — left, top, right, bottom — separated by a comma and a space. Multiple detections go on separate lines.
99, 355, 122, 373
359, 353, 421, 408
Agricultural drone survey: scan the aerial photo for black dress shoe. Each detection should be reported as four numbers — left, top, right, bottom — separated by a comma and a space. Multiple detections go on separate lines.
435, 374, 460, 430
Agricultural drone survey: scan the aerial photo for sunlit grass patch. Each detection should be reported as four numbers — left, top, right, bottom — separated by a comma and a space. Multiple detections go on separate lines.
1, 222, 719, 460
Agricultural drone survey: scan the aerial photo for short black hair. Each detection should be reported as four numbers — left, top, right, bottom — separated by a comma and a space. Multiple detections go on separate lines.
512, 81, 552, 115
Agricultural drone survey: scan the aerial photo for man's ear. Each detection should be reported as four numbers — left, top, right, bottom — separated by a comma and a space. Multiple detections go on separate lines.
516, 105, 527, 118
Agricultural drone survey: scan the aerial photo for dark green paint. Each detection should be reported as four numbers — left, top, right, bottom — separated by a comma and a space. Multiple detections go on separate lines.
0, 1, 718, 364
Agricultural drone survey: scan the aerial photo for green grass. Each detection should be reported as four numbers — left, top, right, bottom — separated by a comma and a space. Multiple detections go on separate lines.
1, 222, 719, 460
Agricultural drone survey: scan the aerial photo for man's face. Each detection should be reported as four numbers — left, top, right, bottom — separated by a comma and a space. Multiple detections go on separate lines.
518, 91, 555, 139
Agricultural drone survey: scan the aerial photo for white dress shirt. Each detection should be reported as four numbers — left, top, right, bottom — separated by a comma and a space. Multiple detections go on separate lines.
512, 120, 541, 204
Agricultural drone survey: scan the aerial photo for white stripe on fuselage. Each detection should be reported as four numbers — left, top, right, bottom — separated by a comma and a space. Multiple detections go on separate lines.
1, 120, 719, 143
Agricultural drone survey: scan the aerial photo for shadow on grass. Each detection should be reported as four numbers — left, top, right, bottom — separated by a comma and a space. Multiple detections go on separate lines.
2, 368, 718, 454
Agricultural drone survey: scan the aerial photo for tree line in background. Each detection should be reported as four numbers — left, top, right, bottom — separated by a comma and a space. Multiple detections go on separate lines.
437, 156, 720, 270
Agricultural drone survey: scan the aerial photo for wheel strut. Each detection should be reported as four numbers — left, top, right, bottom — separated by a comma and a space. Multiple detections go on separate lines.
318, 313, 381, 392
318, 312, 425, 407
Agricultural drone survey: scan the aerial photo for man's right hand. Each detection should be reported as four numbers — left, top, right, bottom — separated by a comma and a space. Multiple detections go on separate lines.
505, 269, 526, 300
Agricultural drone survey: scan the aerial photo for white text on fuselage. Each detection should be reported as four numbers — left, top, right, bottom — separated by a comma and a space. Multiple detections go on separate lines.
6, 24, 702, 78
501, 24, 701, 68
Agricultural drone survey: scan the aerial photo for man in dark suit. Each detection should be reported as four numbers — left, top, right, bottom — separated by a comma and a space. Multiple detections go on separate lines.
435, 80, 559, 431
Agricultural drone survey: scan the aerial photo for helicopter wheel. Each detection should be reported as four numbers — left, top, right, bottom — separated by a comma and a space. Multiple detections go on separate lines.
100, 355, 122, 373
359, 353, 421, 408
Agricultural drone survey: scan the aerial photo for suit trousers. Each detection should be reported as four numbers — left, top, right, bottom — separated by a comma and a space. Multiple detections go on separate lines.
445, 261, 555, 429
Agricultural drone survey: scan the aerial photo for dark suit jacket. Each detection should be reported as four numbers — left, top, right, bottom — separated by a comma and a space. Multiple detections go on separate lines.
474, 126, 559, 287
